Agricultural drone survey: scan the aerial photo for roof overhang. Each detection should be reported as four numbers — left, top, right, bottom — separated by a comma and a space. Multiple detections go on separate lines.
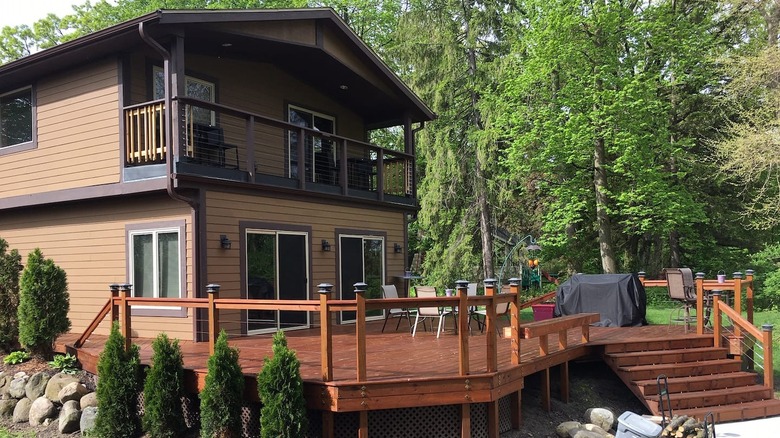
0, 8, 434, 128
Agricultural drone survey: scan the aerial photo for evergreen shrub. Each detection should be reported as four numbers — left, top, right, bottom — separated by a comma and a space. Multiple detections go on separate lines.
94, 321, 141, 438
257, 331, 308, 438
0, 238, 21, 352
143, 333, 186, 438
17, 248, 70, 358
200, 330, 243, 438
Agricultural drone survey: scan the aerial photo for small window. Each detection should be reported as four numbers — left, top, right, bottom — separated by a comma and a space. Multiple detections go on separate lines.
130, 228, 181, 299
0, 87, 33, 148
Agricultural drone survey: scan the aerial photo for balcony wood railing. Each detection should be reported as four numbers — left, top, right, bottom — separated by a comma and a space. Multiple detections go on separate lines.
122, 98, 415, 202
125, 100, 165, 165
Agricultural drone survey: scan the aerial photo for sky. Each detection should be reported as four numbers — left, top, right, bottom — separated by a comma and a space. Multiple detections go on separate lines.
0, 0, 82, 29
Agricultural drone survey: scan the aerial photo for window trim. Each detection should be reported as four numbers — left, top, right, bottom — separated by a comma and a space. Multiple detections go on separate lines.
125, 220, 187, 317
286, 104, 336, 181
0, 85, 36, 156
152, 66, 216, 125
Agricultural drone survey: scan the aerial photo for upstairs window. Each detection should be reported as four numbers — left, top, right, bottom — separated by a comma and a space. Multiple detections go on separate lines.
0, 87, 33, 149
153, 66, 215, 125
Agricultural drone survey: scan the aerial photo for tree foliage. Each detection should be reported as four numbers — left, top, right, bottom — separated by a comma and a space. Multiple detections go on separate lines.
200, 330, 244, 438
143, 333, 186, 438
17, 248, 70, 358
94, 322, 142, 438
257, 331, 308, 438
0, 238, 22, 352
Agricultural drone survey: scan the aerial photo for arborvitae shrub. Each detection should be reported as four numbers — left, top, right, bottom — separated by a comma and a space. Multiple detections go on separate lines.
257, 331, 308, 438
0, 238, 21, 352
143, 333, 186, 438
94, 321, 141, 438
17, 248, 70, 358
200, 330, 243, 437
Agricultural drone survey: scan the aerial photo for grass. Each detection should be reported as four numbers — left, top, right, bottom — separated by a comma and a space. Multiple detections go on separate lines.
0, 428, 34, 438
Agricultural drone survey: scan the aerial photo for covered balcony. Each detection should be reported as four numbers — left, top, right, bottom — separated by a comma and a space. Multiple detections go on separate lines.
124, 97, 416, 206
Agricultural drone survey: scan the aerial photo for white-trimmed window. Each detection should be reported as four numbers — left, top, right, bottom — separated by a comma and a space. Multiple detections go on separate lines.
0, 86, 33, 149
130, 228, 181, 299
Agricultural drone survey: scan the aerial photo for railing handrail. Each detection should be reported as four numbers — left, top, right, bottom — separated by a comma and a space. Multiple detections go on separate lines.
175, 96, 413, 159
123, 98, 166, 112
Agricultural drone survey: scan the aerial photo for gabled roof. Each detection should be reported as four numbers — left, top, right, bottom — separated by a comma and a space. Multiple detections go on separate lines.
0, 8, 434, 127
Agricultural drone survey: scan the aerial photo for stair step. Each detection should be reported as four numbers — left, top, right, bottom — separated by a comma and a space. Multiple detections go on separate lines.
606, 347, 729, 367
603, 336, 712, 354
634, 372, 759, 396
647, 385, 773, 410
618, 358, 742, 381
674, 399, 780, 423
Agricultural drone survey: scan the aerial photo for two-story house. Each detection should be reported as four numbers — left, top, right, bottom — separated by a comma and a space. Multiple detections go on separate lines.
0, 8, 433, 341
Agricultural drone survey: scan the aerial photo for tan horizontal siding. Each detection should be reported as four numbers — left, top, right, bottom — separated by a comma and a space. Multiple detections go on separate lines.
0, 58, 121, 199
0, 195, 195, 340
204, 190, 406, 299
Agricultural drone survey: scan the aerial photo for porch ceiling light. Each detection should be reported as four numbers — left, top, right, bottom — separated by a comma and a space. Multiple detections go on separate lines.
321, 239, 332, 252
221, 42, 233, 47
339, 84, 349, 90
220, 235, 232, 250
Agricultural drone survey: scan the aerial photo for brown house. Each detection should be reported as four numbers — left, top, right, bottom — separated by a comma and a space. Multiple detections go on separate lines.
0, 8, 434, 341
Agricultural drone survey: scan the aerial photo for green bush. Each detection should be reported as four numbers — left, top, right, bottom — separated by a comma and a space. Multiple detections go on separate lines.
200, 330, 243, 438
143, 333, 186, 438
94, 322, 141, 438
0, 238, 22, 352
3, 350, 30, 365
48, 353, 79, 374
257, 331, 308, 438
17, 248, 70, 358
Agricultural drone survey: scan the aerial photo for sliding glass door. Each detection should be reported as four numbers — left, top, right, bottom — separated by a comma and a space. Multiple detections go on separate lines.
339, 235, 384, 323
245, 230, 308, 333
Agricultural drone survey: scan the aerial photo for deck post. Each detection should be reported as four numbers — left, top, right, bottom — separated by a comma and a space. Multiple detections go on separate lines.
558, 326, 569, 403
318, 283, 334, 382
119, 284, 132, 352
746, 269, 755, 325
762, 324, 774, 390
711, 291, 721, 350
455, 280, 470, 376
695, 272, 705, 335
318, 283, 335, 438
484, 279, 498, 373
487, 400, 499, 438
206, 284, 220, 356
354, 283, 369, 438
733, 272, 743, 339
508, 278, 523, 429
455, 280, 472, 438
109, 283, 120, 322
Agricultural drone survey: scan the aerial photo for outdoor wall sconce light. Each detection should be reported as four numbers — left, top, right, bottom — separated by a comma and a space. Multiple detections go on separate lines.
321, 239, 331, 252
219, 235, 232, 250
394, 243, 403, 253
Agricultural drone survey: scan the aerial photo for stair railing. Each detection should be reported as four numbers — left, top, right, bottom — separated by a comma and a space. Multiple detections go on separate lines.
711, 291, 774, 390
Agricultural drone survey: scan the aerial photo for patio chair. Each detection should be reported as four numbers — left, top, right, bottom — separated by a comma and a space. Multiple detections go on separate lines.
466, 282, 484, 332
412, 286, 452, 338
380, 284, 414, 332
665, 267, 699, 331
473, 285, 512, 334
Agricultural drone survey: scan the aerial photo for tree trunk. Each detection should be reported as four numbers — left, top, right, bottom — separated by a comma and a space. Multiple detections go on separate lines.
669, 230, 681, 268
594, 135, 617, 273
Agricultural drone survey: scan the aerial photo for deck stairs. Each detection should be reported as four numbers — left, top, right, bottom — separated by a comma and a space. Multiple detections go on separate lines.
601, 335, 780, 422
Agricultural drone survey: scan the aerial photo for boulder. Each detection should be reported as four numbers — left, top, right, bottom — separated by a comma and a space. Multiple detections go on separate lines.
0, 398, 17, 417
13, 372, 27, 380
0, 373, 12, 395
58, 400, 81, 434
570, 429, 606, 438
80, 391, 97, 409
58, 382, 88, 404
12, 397, 32, 423
8, 378, 27, 399
583, 423, 610, 436
557, 421, 583, 437
80, 406, 98, 435
585, 408, 615, 431
29, 396, 56, 425
44, 373, 79, 402
25, 372, 50, 400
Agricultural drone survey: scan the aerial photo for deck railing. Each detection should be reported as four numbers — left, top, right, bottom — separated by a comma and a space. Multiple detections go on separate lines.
639, 270, 756, 335
122, 97, 415, 201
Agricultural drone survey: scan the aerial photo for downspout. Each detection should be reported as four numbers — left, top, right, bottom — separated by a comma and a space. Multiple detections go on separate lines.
139, 22, 203, 302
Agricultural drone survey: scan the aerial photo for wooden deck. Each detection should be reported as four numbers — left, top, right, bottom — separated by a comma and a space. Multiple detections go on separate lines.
59, 321, 691, 403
